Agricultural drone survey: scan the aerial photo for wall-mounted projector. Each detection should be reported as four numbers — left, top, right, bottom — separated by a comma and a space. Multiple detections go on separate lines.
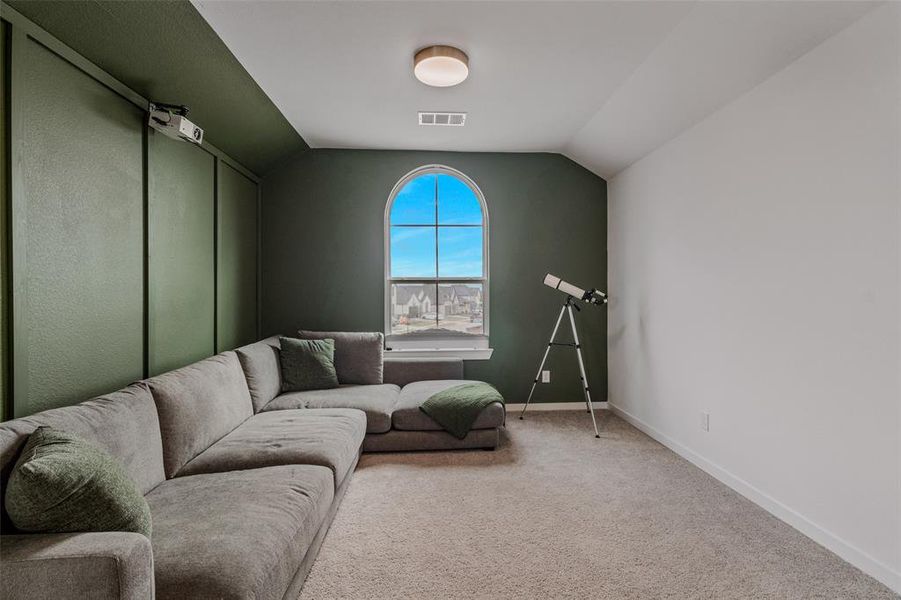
148, 102, 203, 145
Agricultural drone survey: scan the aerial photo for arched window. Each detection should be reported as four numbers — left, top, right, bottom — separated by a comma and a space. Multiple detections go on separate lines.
385, 165, 489, 352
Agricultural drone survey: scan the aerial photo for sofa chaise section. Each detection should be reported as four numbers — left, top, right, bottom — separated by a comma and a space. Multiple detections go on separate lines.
391, 379, 505, 432
364, 375, 505, 451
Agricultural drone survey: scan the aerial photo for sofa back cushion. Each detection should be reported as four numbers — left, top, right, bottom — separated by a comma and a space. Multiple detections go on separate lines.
147, 352, 253, 478
235, 336, 282, 412
383, 357, 464, 387
0, 383, 165, 528
298, 330, 384, 385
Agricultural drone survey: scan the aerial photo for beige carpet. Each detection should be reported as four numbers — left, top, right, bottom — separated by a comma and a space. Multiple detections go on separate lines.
300, 411, 897, 599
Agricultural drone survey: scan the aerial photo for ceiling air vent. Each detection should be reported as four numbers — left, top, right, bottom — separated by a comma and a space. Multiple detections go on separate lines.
418, 112, 466, 127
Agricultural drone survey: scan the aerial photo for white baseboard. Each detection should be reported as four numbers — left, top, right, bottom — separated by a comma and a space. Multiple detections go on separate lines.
507, 401, 608, 411
609, 403, 901, 594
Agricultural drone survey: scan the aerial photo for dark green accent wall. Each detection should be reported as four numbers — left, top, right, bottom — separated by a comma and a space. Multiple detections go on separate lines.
148, 135, 216, 376
6, 0, 307, 175
16, 38, 146, 416
217, 163, 259, 352
1, 7, 261, 418
262, 150, 607, 404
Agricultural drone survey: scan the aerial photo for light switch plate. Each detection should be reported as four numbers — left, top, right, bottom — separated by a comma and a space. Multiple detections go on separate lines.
541, 370, 551, 383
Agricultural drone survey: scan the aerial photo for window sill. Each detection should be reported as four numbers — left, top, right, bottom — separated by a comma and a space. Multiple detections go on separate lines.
385, 347, 494, 361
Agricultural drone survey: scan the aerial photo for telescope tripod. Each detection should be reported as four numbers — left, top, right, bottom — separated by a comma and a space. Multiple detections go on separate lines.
520, 296, 600, 438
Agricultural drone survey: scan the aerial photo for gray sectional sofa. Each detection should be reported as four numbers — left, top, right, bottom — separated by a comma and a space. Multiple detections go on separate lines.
0, 335, 505, 600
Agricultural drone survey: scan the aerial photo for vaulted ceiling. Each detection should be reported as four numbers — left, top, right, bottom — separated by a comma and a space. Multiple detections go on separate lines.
193, 0, 878, 179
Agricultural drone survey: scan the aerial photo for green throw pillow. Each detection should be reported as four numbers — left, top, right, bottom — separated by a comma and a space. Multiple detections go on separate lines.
279, 336, 340, 392
5, 426, 152, 538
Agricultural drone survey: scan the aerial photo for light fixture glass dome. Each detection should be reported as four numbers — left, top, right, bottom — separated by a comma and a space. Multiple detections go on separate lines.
414, 46, 469, 87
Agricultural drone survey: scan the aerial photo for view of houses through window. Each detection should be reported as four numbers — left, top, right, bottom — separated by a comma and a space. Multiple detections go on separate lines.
387, 167, 487, 339
390, 283, 484, 335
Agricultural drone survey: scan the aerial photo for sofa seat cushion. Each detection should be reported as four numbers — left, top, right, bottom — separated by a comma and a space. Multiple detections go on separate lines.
177, 409, 365, 486
392, 380, 505, 431
262, 384, 400, 434
146, 465, 333, 600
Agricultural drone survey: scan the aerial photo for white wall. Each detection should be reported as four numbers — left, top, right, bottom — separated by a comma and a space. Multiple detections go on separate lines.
607, 4, 900, 592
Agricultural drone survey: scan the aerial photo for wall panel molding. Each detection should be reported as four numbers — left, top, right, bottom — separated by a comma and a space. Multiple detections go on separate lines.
216, 161, 259, 352
7, 25, 27, 415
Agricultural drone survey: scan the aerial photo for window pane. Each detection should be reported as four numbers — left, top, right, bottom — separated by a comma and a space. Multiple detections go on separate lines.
389, 283, 438, 335
438, 226, 482, 277
390, 226, 436, 277
437, 174, 482, 224
438, 283, 484, 335
390, 174, 436, 225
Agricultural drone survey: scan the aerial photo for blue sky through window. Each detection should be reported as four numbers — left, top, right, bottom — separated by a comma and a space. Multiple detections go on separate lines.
390, 226, 435, 277
439, 227, 483, 277
437, 174, 482, 224
389, 174, 435, 224
390, 172, 483, 278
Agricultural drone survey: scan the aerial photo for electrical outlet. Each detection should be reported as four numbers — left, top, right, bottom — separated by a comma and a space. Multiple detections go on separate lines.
541, 370, 551, 383
700, 411, 710, 432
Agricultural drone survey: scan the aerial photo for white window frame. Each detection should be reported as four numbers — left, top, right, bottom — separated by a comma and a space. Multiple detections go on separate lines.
384, 165, 491, 357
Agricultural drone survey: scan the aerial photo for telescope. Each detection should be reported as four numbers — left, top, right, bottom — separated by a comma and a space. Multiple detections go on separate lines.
522, 273, 609, 437
543, 274, 607, 305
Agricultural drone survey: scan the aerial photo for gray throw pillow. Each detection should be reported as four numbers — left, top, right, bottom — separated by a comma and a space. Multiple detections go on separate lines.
5, 426, 152, 538
279, 336, 340, 392
298, 330, 384, 385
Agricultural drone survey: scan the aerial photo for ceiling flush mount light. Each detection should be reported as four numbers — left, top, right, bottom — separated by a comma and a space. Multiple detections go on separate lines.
414, 45, 469, 87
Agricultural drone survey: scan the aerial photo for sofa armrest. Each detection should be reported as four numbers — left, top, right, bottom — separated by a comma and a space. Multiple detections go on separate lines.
383, 357, 464, 387
0, 532, 154, 600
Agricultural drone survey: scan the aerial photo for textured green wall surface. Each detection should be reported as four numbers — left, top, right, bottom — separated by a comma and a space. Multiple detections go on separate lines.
6, 0, 306, 175
148, 134, 216, 376
17, 39, 144, 416
262, 149, 608, 403
217, 162, 259, 352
